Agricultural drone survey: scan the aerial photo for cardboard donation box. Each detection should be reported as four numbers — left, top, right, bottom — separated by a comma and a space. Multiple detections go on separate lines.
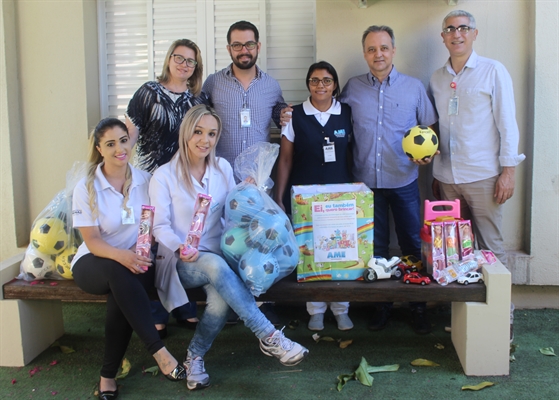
291, 183, 374, 282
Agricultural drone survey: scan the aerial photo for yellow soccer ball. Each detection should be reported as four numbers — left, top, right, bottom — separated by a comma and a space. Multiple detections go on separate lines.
30, 217, 68, 255
55, 245, 77, 279
402, 125, 439, 161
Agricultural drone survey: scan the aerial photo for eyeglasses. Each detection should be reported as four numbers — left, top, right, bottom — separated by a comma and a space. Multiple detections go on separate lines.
229, 41, 258, 51
442, 25, 475, 35
171, 54, 197, 68
308, 77, 334, 87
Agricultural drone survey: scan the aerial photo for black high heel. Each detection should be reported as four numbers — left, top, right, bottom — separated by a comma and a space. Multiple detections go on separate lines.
98, 380, 118, 400
164, 363, 186, 381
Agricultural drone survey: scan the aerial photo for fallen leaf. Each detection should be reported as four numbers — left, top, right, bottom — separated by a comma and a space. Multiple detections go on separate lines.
30, 281, 40, 286
49, 360, 58, 366
539, 347, 556, 356
355, 357, 373, 387
410, 358, 440, 367
51, 391, 58, 395
11, 379, 16, 384
50, 341, 60, 348
288, 320, 299, 329
435, 343, 445, 350
509, 355, 516, 362
29, 366, 42, 377
338, 339, 353, 349
60, 346, 75, 354
510, 343, 518, 354
366, 364, 400, 374
312, 333, 335, 343
461, 381, 495, 391
50, 282, 58, 286
116, 358, 131, 379
336, 373, 353, 392
411, 369, 417, 373
143, 366, 159, 376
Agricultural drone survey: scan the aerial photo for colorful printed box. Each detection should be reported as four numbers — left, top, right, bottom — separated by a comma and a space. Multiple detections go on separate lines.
291, 183, 374, 282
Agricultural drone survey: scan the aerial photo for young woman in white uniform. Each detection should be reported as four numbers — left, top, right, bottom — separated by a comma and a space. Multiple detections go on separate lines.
150, 105, 309, 391
72, 118, 186, 399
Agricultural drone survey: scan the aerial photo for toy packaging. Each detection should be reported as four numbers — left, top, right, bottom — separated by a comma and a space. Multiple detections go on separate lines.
181, 194, 212, 257
136, 205, 155, 271
458, 220, 474, 260
429, 222, 446, 281
291, 182, 374, 282
221, 142, 299, 297
443, 221, 460, 266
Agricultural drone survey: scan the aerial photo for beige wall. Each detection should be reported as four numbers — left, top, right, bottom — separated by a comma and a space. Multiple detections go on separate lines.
1, 0, 99, 259
1, 0, 557, 291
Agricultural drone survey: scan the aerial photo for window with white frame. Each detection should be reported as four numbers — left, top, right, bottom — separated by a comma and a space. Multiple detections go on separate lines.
97, 0, 316, 119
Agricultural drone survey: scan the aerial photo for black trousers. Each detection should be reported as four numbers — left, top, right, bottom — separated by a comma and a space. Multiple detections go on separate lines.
72, 253, 164, 378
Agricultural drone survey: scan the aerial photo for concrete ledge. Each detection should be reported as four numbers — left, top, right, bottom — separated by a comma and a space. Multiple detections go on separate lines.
1, 253, 64, 367
451, 260, 511, 376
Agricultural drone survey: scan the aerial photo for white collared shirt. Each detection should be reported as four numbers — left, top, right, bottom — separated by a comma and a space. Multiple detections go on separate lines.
150, 156, 236, 254
429, 51, 525, 184
71, 163, 152, 266
281, 97, 342, 142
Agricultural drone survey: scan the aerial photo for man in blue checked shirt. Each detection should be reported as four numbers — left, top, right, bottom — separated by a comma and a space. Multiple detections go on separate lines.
340, 25, 438, 335
203, 20, 288, 171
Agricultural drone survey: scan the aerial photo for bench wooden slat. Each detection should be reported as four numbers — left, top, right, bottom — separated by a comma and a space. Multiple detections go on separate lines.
3, 276, 486, 303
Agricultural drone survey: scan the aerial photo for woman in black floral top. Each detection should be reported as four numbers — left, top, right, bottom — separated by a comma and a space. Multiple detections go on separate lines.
126, 39, 209, 173
126, 38, 209, 336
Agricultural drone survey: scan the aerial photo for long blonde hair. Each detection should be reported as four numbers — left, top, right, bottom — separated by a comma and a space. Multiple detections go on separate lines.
157, 39, 204, 97
175, 104, 223, 196
86, 118, 132, 218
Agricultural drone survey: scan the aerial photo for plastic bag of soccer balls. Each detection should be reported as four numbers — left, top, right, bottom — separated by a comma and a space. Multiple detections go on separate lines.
18, 162, 86, 281
221, 142, 299, 297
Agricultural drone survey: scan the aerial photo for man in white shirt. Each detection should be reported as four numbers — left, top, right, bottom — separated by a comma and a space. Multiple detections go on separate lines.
429, 10, 525, 265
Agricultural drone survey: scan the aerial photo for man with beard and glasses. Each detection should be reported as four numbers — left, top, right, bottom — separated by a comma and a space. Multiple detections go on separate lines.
202, 20, 287, 171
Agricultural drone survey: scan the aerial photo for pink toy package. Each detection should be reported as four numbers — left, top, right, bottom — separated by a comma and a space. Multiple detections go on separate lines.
136, 205, 155, 271
430, 222, 446, 280
443, 221, 460, 266
458, 220, 474, 260
181, 194, 212, 257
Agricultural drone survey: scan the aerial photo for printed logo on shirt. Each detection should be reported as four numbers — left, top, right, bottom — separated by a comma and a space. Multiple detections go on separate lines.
210, 202, 220, 213
72, 210, 82, 215
333, 129, 346, 138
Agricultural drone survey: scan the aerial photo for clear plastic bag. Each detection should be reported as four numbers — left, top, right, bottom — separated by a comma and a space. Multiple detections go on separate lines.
221, 143, 299, 296
18, 162, 86, 281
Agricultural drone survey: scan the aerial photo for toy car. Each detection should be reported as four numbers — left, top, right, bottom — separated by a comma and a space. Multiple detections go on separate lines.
403, 272, 431, 285
363, 256, 401, 282
457, 271, 484, 285
400, 254, 423, 271
393, 261, 419, 279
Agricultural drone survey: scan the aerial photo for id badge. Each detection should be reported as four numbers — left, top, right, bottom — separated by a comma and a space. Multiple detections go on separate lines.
240, 108, 251, 127
323, 144, 336, 162
121, 206, 135, 225
448, 96, 459, 115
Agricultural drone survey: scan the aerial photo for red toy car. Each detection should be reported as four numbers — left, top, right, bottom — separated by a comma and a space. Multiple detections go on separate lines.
403, 272, 431, 285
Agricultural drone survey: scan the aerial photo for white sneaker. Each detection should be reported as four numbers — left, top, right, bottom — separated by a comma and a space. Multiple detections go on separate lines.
259, 328, 309, 366
335, 314, 354, 331
308, 313, 324, 331
183, 352, 210, 390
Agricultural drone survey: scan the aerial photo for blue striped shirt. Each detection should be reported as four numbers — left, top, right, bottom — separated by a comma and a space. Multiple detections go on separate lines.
340, 67, 437, 189
203, 64, 286, 169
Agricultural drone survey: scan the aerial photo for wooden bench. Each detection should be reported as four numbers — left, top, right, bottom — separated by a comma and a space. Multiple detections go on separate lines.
1, 253, 511, 375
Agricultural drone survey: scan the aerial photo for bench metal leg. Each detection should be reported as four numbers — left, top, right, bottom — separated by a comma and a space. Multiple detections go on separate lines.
1, 253, 65, 367
451, 261, 511, 376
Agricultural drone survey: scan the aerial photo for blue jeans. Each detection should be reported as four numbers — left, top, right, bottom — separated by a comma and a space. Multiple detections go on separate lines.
151, 301, 197, 325
176, 252, 275, 358
372, 180, 423, 310
372, 180, 421, 259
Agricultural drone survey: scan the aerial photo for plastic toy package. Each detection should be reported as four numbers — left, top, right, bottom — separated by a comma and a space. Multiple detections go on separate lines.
221, 142, 298, 297
435, 252, 485, 286
136, 205, 155, 271
181, 194, 212, 258
18, 162, 87, 281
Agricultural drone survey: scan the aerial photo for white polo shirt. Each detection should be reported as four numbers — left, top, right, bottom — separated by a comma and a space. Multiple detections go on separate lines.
281, 97, 342, 142
71, 163, 151, 266
150, 156, 236, 254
